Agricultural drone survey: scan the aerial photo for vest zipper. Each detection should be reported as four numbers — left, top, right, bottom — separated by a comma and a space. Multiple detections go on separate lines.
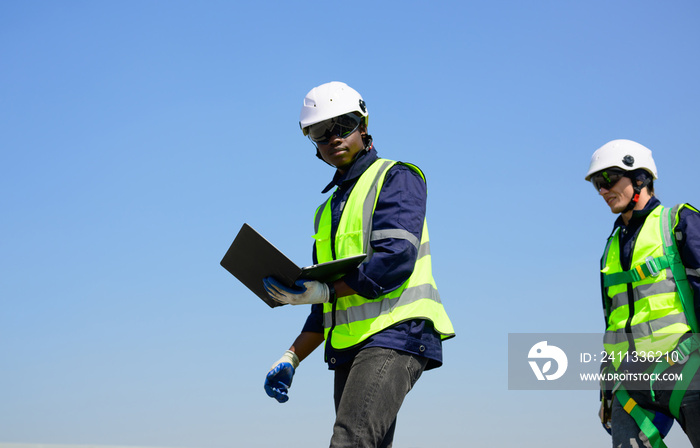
625, 283, 636, 353
324, 300, 338, 364
624, 231, 637, 354
327, 191, 339, 357
330, 300, 337, 343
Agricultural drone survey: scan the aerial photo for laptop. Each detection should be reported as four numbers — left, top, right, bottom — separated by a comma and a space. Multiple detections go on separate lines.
220, 223, 366, 308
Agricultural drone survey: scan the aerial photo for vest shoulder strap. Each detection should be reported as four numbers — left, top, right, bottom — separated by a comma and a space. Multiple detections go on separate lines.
395, 161, 426, 183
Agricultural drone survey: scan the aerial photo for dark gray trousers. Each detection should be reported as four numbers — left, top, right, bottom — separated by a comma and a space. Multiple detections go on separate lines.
330, 347, 428, 448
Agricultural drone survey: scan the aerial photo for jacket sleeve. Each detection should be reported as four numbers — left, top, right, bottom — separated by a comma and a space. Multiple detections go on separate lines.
676, 206, 700, 323
301, 304, 324, 333
342, 163, 427, 299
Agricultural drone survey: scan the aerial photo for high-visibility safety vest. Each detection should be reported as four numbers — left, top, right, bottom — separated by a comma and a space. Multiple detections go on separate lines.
313, 158, 455, 350
601, 204, 700, 370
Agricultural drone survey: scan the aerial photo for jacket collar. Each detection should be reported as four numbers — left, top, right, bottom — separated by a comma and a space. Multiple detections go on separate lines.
321, 144, 379, 194
613, 196, 661, 230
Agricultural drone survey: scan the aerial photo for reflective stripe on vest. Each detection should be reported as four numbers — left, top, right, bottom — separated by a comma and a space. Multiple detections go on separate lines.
601, 204, 696, 369
313, 158, 455, 349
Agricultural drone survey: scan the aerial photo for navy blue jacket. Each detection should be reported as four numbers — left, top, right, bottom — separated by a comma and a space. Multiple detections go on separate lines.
302, 144, 443, 370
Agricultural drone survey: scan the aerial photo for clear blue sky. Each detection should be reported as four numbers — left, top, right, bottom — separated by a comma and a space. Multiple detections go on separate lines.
2, 1, 699, 447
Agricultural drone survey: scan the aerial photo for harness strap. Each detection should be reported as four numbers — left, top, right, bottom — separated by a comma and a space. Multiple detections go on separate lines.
615, 385, 668, 448
670, 354, 700, 418
648, 334, 700, 417
603, 254, 675, 287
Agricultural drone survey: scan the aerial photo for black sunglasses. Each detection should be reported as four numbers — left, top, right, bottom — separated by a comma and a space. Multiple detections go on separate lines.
307, 113, 362, 145
590, 168, 627, 191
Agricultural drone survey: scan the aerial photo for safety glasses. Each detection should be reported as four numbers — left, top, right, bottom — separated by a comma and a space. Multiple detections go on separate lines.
307, 113, 362, 145
590, 168, 627, 191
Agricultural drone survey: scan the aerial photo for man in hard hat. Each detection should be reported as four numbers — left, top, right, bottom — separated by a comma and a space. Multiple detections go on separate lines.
261, 81, 455, 447
586, 139, 700, 447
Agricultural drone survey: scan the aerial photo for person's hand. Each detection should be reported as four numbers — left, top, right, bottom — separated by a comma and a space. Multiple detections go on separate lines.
264, 350, 300, 403
263, 278, 330, 305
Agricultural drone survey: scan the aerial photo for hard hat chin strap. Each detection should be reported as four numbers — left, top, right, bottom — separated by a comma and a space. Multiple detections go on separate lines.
622, 175, 652, 213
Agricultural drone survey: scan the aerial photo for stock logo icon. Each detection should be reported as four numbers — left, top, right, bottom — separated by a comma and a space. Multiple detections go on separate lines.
528, 341, 568, 381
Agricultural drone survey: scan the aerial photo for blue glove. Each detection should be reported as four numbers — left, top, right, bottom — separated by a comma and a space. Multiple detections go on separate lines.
264, 350, 300, 403
263, 277, 330, 305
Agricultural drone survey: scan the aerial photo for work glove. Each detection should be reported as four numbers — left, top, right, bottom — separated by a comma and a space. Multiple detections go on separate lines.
263, 277, 330, 305
264, 350, 300, 403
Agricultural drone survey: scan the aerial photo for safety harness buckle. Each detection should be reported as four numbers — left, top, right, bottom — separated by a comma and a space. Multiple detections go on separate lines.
645, 256, 661, 277
674, 345, 692, 365
612, 380, 623, 394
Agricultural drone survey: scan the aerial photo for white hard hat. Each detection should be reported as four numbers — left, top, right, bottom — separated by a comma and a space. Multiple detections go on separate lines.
299, 81, 368, 136
585, 139, 658, 181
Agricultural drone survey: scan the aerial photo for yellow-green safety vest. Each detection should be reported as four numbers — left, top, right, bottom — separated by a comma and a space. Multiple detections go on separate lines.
601, 204, 699, 370
313, 158, 455, 350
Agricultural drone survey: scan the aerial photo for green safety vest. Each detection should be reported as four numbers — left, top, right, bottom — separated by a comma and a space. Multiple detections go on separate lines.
313, 158, 455, 350
601, 204, 699, 370
600, 203, 700, 447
